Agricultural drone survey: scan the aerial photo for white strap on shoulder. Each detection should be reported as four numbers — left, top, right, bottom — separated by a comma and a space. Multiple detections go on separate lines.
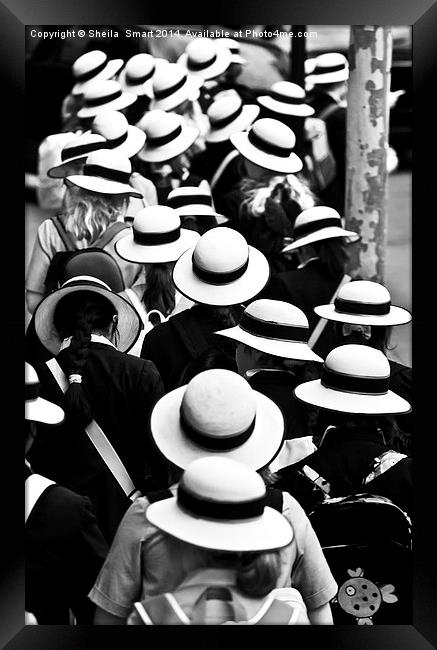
125, 288, 148, 324
133, 602, 154, 625
210, 150, 239, 191
25, 474, 56, 522
164, 593, 191, 624
308, 274, 352, 349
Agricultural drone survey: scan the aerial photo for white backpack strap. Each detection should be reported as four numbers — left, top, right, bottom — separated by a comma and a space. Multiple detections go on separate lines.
25, 474, 56, 522
308, 274, 352, 349
210, 150, 239, 191
125, 288, 148, 325
299, 464, 331, 496
133, 602, 155, 625
248, 595, 298, 625
364, 450, 408, 485
45, 359, 141, 502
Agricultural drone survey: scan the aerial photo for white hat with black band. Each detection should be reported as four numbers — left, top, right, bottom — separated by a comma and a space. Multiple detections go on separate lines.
71, 50, 124, 96
91, 110, 146, 159
282, 206, 360, 253
136, 110, 199, 164
66, 150, 142, 197
306, 52, 349, 85
77, 80, 137, 119
47, 133, 108, 179
178, 38, 232, 82
206, 92, 259, 143
258, 81, 315, 118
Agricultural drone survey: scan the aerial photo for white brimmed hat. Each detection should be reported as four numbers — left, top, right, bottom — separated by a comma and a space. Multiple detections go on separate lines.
115, 205, 200, 264
147, 456, 292, 552
215, 38, 247, 65
206, 92, 260, 143
146, 62, 203, 112
258, 81, 315, 117
314, 281, 412, 327
118, 53, 165, 96
282, 206, 359, 253
216, 299, 322, 363
167, 186, 228, 224
47, 133, 108, 178
25, 363, 65, 425
230, 118, 303, 174
34, 276, 143, 356
71, 50, 124, 96
178, 38, 232, 81
306, 53, 349, 85
91, 110, 146, 159
77, 80, 137, 119
294, 344, 411, 415
136, 110, 199, 163
172, 227, 270, 306
66, 150, 142, 197
150, 369, 284, 471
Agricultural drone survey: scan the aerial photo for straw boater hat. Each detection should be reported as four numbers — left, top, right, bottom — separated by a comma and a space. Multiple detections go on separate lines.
257, 81, 315, 118
118, 53, 165, 96
146, 456, 293, 553
166, 186, 228, 224
294, 344, 411, 415
178, 38, 232, 81
172, 227, 270, 306
314, 280, 412, 327
115, 205, 200, 264
47, 133, 108, 178
71, 50, 124, 96
77, 80, 137, 119
25, 363, 65, 425
34, 276, 143, 355
91, 110, 146, 159
230, 118, 303, 174
282, 206, 359, 253
216, 299, 323, 363
150, 368, 284, 471
215, 37, 247, 65
306, 52, 349, 85
145, 62, 203, 112
205, 92, 260, 143
66, 150, 142, 197
136, 110, 199, 164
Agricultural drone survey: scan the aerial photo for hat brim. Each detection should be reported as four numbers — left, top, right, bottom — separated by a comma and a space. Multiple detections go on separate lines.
48, 155, 89, 178
137, 125, 199, 163
173, 204, 223, 218
34, 283, 143, 355
230, 132, 303, 174
306, 68, 349, 85
294, 379, 411, 415
216, 326, 323, 362
146, 497, 292, 552
230, 54, 247, 65
77, 92, 137, 119
177, 48, 232, 81
148, 76, 202, 111
282, 227, 360, 253
108, 125, 147, 159
72, 59, 125, 96
257, 95, 315, 117
25, 397, 65, 425
206, 105, 260, 144
150, 385, 284, 471
314, 303, 412, 327
66, 174, 142, 198
172, 244, 270, 306
115, 228, 200, 264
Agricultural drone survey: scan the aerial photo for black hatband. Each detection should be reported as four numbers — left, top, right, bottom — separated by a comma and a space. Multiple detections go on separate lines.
154, 75, 187, 100
192, 255, 249, 285
177, 484, 265, 520
270, 91, 306, 105
187, 53, 217, 71
180, 406, 256, 450
321, 365, 390, 395
334, 297, 391, 316
147, 125, 182, 148
84, 89, 122, 108
83, 163, 131, 184
103, 131, 129, 150
312, 62, 347, 76
248, 129, 293, 158
293, 217, 341, 239
168, 194, 212, 209
75, 59, 108, 83
125, 67, 155, 85
212, 103, 243, 129
133, 226, 181, 246
61, 140, 104, 162
239, 312, 308, 343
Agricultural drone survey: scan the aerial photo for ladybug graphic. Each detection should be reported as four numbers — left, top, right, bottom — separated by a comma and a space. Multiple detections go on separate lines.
335, 568, 398, 624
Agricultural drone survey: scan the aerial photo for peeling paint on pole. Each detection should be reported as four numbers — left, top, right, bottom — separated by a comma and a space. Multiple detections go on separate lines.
345, 26, 392, 283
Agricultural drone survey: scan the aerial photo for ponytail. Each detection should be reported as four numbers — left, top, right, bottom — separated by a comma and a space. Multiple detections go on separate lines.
142, 263, 176, 320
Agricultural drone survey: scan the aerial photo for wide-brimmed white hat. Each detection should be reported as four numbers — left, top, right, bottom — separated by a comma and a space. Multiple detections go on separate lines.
173, 227, 270, 306
25, 363, 65, 425
151, 369, 284, 471
258, 81, 315, 118
146, 62, 203, 112
66, 150, 142, 197
216, 299, 322, 362
206, 92, 259, 143
34, 276, 143, 356
282, 206, 359, 253
115, 205, 200, 264
118, 53, 165, 96
314, 280, 412, 327
136, 110, 199, 164
230, 118, 303, 174
91, 110, 146, 159
147, 456, 292, 552
294, 344, 411, 415
167, 186, 228, 224
47, 133, 108, 178
306, 53, 349, 85
178, 38, 232, 81
215, 37, 247, 65
71, 50, 124, 96
77, 80, 137, 119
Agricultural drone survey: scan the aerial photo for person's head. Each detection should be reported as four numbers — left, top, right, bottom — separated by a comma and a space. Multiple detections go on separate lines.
236, 343, 307, 377
141, 262, 176, 320
178, 38, 232, 84
177, 347, 237, 386
62, 185, 129, 243
334, 321, 393, 353
306, 52, 349, 99
136, 109, 199, 168
296, 238, 349, 278
317, 410, 406, 453
215, 37, 246, 82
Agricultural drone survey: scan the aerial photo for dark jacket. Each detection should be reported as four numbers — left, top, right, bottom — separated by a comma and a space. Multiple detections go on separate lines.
190, 143, 244, 203
25, 465, 108, 624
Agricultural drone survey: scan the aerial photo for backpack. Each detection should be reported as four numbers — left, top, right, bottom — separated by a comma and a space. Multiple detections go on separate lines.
304, 104, 340, 193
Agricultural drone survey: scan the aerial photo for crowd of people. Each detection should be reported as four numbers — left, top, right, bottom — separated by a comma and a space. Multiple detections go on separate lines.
25, 35, 412, 626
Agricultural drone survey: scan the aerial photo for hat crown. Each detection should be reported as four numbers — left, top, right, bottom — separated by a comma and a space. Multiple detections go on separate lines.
25, 362, 39, 387
216, 37, 240, 50
245, 299, 309, 328
193, 228, 249, 273
186, 37, 217, 63
73, 50, 106, 76
83, 79, 121, 100
325, 344, 390, 378
314, 52, 348, 70
181, 369, 256, 438
84, 149, 132, 173
250, 118, 296, 149
294, 205, 341, 228
181, 456, 266, 505
338, 280, 391, 305
168, 186, 210, 199
152, 63, 186, 92
92, 110, 128, 139
126, 53, 155, 76
271, 81, 305, 99
133, 206, 181, 233
208, 93, 242, 122
65, 132, 106, 149
61, 275, 112, 291
139, 110, 181, 138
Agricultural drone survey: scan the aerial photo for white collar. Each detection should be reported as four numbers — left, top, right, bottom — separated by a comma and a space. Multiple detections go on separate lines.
60, 334, 116, 351
297, 256, 319, 270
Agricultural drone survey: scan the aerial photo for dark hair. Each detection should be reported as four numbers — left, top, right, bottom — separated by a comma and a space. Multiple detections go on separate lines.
196, 305, 241, 329
180, 215, 218, 235
142, 263, 176, 322
334, 321, 394, 354
311, 238, 349, 278
53, 291, 117, 426
177, 347, 237, 386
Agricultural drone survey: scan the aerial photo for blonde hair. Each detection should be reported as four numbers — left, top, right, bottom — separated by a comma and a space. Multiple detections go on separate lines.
61, 185, 129, 244
239, 173, 317, 219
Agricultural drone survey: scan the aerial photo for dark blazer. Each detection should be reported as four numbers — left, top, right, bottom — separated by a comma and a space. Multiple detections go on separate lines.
25, 466, 108, 624
190, 143, 244, 203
